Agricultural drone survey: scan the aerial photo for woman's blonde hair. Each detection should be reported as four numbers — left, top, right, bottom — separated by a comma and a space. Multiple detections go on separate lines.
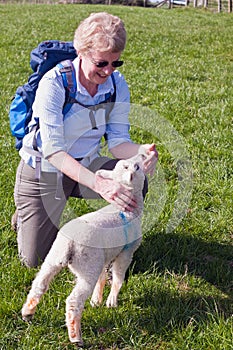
73, 12, 126, 55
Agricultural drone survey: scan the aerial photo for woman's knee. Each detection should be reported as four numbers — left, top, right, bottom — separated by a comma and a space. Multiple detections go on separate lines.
17, 220, 58, 268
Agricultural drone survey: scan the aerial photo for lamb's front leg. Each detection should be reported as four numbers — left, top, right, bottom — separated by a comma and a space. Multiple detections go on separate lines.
106, 242, 141, 308
90, 269, 106, 307
106, 261, 125, 308
22, 262, 62, 321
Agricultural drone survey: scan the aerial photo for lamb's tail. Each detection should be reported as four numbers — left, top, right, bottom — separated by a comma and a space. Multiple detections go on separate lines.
44, 232, 74, 267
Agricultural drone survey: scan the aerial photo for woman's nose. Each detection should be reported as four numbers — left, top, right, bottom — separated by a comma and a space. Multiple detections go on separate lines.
102, 64, 115, 75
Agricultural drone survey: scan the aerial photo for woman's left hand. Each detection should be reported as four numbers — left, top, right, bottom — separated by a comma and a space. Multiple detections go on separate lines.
139, 143, 158, 176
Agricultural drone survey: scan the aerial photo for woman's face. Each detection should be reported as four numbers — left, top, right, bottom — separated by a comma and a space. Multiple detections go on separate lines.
79, 51, 122, 86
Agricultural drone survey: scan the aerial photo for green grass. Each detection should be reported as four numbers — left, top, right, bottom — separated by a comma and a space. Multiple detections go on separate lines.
0, 3, 232, 349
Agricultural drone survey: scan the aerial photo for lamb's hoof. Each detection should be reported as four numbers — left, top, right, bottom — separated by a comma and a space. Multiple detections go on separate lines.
22, 314, 33, 322
74, 340, 84, 348
90, 299, 101, 307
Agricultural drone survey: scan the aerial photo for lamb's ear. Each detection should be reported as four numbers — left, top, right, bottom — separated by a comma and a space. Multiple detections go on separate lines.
95, 169, 113, 180
130, 153, 146, 167
137, 148, 147, 160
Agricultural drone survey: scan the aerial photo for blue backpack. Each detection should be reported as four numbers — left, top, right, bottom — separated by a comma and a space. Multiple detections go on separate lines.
9, 40, 116, 150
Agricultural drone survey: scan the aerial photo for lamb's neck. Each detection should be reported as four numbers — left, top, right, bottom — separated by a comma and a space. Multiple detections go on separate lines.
120, 191, 144, 219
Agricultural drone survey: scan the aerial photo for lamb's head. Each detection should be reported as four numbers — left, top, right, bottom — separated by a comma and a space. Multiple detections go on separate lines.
96, 154, 145, 194
112, 157, 145, 192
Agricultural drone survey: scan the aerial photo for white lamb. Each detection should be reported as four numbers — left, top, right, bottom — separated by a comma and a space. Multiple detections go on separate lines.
21, 154, 146, 348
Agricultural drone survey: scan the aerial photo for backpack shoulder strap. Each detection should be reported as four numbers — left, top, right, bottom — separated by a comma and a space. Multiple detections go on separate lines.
57, 59, 77, 115
100, 73, 116, 104
110, 73, 116, 103
57, 61, 116, 117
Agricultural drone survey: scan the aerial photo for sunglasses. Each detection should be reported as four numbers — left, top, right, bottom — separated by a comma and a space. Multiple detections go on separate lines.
90, 58, 124, 68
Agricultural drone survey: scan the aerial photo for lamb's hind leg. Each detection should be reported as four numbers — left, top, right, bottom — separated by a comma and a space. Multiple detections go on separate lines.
66, 249, 105, 346
22, 261, 63, 321
66, 276, 100, 346
22, 234, 72, 321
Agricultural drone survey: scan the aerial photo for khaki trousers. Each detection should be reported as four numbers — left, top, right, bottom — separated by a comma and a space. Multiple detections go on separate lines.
14, 157, 118, 267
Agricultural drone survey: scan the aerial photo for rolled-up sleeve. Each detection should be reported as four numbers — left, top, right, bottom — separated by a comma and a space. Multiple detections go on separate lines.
107, 75, 132, 150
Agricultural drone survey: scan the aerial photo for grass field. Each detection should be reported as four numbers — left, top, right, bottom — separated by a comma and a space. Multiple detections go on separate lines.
0, 3, 232, 349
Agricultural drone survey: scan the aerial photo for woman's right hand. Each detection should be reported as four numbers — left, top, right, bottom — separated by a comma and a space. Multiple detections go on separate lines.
94, 173, 137, 212
48, 151, 137, 211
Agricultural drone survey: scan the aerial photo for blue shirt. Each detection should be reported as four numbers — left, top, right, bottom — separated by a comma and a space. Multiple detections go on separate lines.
20, 57, 132, 172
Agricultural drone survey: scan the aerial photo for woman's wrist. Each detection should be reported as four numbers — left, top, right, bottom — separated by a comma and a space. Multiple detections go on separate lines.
48, 151, 96, 190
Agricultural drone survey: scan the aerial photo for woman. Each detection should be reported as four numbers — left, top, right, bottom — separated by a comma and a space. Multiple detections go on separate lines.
13, 12, 158, 267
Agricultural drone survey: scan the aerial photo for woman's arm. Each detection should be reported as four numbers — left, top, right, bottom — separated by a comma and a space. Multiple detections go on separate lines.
110, 142, 158, 176
48, 151, 95, 189
48, 151, 137, 211
110, 142, 140, 159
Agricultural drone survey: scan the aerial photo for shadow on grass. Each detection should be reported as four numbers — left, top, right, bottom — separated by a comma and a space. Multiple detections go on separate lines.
2, 229, 232, 349
131, 229, 233, 318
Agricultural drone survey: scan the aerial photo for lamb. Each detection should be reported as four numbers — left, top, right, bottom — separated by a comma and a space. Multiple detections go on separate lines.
21, 153, 146, 348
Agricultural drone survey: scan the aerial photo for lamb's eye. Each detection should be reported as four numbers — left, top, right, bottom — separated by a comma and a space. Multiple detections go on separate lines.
124, 165, 129, 170
135, 164, 140, 171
